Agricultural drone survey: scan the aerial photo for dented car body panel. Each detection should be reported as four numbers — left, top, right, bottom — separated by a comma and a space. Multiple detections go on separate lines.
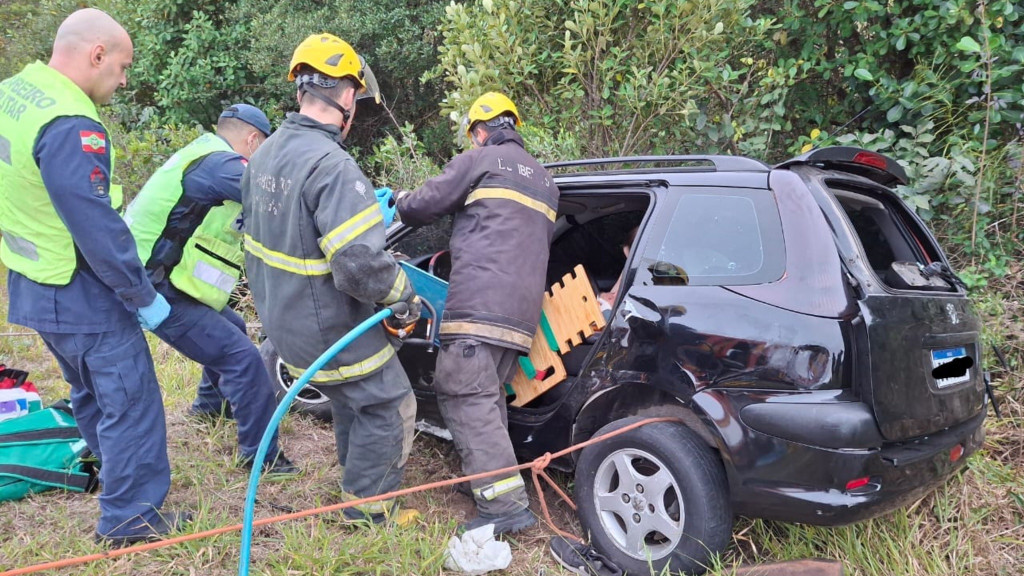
388, 150, 986, 527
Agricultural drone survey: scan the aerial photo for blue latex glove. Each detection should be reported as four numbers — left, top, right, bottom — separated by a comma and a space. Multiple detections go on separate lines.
375, 187, 397, 227
136, 292, 171, 331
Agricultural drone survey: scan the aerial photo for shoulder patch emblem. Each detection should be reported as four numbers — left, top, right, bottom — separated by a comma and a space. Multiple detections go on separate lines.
80, 131, 106, 154
89, 166, 108, 198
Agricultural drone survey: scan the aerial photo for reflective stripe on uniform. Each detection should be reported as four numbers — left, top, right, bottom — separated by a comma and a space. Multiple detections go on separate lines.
244, 234, 331, 276
381, 267, 409, 305
473, 474, 526, 501
341, 490, 394, 515
283, 344, 395, 384
0, 135, 11, 165
466, 187, 557, 222
2, 233, 39, 261
192, 260, 236, 293
318, 204, 382, 259
440, 321, 533, 350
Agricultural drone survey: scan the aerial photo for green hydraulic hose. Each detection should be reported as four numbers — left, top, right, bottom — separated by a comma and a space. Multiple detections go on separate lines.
238, 306, 397, 576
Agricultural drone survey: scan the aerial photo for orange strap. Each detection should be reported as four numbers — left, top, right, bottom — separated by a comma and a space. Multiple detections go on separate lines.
0, 417, 682, 575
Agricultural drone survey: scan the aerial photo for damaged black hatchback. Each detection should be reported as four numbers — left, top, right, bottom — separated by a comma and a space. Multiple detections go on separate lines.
262, 147, 987, 575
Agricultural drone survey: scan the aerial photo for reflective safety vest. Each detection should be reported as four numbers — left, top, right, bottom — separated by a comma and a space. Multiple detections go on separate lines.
124, 133, 244, 311
0, 61, 123, 285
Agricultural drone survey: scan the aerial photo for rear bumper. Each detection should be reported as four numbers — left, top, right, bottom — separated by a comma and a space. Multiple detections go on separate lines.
697, 390, 986, 525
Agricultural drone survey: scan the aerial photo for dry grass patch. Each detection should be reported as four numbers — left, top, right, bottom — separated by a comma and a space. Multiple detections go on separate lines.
1, 268, 1022, 574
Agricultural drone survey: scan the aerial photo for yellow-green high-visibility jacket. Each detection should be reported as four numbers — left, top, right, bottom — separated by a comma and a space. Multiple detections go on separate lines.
0, 61, 124, 285
124, 133, 244, 311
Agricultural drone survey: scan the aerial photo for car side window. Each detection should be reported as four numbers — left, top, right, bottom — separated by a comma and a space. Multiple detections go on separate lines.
389, 215, 454, 259
637, 190, 785, 287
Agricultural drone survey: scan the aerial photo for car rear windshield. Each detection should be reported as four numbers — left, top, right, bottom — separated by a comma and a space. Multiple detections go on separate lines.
640, 189, 785, 287
827, 182, 956, 292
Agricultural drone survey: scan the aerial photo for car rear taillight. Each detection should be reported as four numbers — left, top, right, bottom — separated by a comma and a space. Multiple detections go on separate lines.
844, 476, 881, 495
950, 444, 964, 463
845, 477, 871, 491
852, 151, 887, 170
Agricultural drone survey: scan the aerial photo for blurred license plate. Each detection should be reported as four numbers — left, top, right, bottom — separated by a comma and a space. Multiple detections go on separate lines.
931, 347, 969, 388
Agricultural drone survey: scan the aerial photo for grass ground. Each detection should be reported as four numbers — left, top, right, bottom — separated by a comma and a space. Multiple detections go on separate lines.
0, 271, 1021, 575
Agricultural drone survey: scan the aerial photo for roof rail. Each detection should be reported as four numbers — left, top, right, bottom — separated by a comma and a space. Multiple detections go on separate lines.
544, 155, 769, 173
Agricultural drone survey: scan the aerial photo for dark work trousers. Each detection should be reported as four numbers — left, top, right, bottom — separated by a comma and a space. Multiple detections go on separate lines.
151, 281, 279, 461
39, 321, 171, 537
434, 338, 529, 516
191, 305, 245, 415
317, 355, 415, 518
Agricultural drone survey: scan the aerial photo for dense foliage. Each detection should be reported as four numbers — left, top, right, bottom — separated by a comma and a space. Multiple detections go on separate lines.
430, 0, 1022, 285
432, 0, 792, 158
103, 0, 448, 156
0, 0, 1020, 336
760, 0, 1024, 283
0, 0, 80, 80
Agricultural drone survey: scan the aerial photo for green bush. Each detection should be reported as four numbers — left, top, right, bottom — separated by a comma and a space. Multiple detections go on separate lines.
430, 0, 1022, 284
365, 123, 442, 192
109, 121, 203, 205
103, 0, 452, 167
0, 0, 81, 80
109, 0, 256, 128
2, 0, 1020, 290
430, 0, 772, 158
762, 0, 1023, 284
766, 0, 1024, 139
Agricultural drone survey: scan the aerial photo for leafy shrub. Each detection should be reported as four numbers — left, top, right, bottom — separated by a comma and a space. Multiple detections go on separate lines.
108, 121, 203, 205
0, 0, 81, 79
365, 123, 442, 192
105, 0, 452, 168
430, 0, 770, 158
2, 0, 1019, 291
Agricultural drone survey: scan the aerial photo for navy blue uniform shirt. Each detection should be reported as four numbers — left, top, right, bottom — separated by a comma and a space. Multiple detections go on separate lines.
7, 116, 156, 333
181, 145, 245, 205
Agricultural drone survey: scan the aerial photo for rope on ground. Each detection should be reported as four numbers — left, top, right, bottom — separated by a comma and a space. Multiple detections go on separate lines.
0, 416, 682, 576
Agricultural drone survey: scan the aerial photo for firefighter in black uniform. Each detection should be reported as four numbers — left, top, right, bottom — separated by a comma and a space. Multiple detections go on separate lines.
396, 92, 560, 534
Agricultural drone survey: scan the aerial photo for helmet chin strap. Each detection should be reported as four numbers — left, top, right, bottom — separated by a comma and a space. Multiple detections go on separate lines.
301, 85, 352, 129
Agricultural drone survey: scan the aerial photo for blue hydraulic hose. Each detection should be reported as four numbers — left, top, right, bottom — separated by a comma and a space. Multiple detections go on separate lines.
238, 307, 394, 576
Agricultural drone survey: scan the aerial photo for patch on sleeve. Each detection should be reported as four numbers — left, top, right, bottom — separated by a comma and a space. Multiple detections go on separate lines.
80, 131, 107, 154
89, 166, 108, 198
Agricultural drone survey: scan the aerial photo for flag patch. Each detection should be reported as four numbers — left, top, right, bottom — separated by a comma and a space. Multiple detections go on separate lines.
80, 131, 106, 154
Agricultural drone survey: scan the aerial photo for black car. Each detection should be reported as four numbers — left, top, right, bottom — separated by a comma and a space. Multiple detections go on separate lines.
260, 147, 987, 575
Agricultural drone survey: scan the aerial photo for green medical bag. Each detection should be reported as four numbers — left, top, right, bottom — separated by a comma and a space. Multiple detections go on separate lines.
0, 402, 98, 503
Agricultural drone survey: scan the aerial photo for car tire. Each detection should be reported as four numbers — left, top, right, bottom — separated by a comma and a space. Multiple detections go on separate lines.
258, 339, 333, 422
575, 417, 732, 575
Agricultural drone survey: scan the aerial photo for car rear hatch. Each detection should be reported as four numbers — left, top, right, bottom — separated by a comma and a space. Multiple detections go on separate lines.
779, 149, 986, 441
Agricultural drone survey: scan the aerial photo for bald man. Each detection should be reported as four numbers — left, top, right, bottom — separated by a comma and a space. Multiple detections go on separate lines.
0, 9, 189, 547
